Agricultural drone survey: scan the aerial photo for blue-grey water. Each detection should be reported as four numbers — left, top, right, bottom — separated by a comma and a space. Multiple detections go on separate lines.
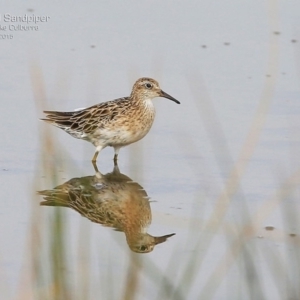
1, 1, 300, 299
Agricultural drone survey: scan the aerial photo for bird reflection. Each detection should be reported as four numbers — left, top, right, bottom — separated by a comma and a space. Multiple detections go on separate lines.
38, 163, 175, 253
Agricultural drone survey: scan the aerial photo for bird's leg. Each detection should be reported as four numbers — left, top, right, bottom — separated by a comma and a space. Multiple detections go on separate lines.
113, 147, 120, 165
92, 146, 103, 163
113, 154, 118, 165
92, 152, 98, 163
92, 160, 99, 173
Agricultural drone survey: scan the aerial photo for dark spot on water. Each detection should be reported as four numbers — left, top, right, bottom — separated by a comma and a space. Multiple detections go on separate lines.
27, 8, 34, 12
273, 31, 280, 35
91, 45, 96, 48
224, 42, 230, 46
201, 45, 207, 48
265, 226, 274, 231
291, 39, 297, 43
289, 233, 296, 237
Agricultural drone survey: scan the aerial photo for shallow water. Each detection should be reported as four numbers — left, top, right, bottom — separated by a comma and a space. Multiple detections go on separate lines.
1, 1, 300, 299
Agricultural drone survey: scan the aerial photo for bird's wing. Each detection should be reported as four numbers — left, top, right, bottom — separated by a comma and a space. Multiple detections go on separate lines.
42, 97, 131, 133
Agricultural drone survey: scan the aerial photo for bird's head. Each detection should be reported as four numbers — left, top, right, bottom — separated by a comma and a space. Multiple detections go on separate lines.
127, 232, 176, 253
131, 78, 180, 104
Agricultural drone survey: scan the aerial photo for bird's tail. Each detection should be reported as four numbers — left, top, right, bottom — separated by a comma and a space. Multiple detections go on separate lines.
40, 110, 78, 128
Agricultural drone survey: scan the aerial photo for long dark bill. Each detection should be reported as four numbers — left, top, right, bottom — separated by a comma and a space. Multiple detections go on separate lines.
160, 90, 180, 104
154, 233, 176, 245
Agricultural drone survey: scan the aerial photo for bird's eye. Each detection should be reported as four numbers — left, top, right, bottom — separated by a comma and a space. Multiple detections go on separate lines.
145, 83, 153, 89
140, 245, 147, 251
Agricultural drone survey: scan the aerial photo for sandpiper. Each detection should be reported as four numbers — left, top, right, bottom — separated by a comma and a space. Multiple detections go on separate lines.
38, 163, 175, 253
41, 77, 180, 162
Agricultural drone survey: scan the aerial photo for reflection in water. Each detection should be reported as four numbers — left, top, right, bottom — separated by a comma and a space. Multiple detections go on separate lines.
38, 163, 175, 253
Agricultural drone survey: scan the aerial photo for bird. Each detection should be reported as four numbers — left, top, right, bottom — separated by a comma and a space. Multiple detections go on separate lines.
38, 162, 175, 253
41, 77, 180, 162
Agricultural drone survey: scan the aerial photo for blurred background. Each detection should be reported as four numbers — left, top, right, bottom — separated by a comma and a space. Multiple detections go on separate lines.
0, 1, 300, 299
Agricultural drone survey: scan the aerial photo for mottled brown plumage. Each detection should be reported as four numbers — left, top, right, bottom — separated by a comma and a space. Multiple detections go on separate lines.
38, 163, 175, 253
41, 78, 180, 162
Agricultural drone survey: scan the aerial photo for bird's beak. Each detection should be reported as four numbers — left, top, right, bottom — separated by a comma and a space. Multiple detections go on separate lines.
160, 90, 180, 104
154, 233, 176, 245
